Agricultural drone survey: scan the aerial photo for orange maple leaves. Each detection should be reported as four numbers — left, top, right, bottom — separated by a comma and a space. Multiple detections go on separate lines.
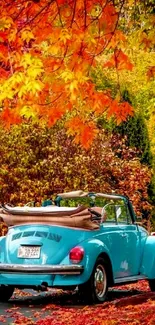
104, 49, 134, 71
107, 100, 134, 124
1, 107, 22, 129
66, 117, 98, 149
0, 0, 135, 147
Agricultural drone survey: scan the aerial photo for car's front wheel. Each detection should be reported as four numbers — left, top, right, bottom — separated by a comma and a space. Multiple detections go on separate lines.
0, 285, 14, 302
149, 279, 155, 292
78, 257, 108, 304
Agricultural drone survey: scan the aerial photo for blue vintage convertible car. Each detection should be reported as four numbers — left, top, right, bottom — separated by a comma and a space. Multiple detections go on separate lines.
0, 190, 155, 303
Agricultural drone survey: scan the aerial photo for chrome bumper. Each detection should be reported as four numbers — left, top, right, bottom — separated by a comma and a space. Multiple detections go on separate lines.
0, 264, 84, 275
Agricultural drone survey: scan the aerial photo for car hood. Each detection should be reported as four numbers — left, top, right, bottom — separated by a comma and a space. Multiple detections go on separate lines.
1, 224, 95, 265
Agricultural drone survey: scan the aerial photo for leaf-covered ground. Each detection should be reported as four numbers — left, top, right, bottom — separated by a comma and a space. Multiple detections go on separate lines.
1, 281, 155, 325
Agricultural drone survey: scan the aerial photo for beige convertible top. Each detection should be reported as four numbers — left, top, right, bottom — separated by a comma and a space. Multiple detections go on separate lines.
57, 190, 125, 200
0, 191, 126, 230
0, 205, 102, 230
57, 190, 89, 198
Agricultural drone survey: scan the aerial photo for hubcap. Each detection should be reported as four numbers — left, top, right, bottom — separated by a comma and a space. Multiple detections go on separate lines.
94, 264, 107, 299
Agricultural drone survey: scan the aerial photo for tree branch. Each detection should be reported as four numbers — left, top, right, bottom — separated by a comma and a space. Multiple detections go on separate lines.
70, 0, 77, 27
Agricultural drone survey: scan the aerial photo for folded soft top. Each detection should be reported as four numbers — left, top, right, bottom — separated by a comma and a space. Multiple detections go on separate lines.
0, 191, 130, 230
2, 204, 78, 216
0, 205, 100, 230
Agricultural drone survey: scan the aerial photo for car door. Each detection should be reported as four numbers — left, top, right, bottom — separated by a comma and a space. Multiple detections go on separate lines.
115, 204, 145, 277
99, 203, 132, 278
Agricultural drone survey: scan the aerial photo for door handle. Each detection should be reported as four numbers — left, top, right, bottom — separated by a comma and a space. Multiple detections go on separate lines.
121, 233, 127, 238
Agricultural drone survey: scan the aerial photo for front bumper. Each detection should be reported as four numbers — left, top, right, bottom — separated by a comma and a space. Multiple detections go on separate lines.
0, 264, 84, 275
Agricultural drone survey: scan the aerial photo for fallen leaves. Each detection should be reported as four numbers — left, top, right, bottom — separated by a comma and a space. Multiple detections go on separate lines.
1, 281, 155, 325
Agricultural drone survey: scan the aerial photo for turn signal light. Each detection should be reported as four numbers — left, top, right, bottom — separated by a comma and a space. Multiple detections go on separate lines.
69, 246, 84, 263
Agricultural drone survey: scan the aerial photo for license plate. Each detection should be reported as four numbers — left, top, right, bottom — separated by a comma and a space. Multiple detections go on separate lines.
18, 246, 41, 259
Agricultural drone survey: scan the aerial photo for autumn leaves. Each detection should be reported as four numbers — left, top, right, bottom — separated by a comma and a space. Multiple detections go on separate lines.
0, 0, 135, 147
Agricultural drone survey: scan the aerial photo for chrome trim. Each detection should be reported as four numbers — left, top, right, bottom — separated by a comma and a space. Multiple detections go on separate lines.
0, 264, 83, 275
114, 275, 147, 284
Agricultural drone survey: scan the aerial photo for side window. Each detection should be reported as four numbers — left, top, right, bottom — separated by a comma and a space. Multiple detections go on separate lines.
104, 204, 117, 223
115, 204, 132, 224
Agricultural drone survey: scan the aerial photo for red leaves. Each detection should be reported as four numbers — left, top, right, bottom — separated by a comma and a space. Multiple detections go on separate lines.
3, 281, 155, 325
0, 31, 8, 42
0, 315, 6, 323
147, 66, 155, 80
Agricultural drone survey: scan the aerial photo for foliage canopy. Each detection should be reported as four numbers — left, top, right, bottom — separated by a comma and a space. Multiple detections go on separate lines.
0, 123, 151, 218
2, 0, 154, 146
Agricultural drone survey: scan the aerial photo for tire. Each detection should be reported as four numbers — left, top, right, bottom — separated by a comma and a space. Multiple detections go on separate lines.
0, 286, 14, 302
78, 257, 108, 304
149, 279, 155, 292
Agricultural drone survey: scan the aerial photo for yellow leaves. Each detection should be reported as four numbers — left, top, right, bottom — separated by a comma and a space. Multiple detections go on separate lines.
8, 28, 17, 43
12, 72, 24, 84
69, 80, 78, 92
21, 28, 35, 43
59, 28, 72, 44
20, 53, 43, 69
61, 70, 79, 100
90, 5, 102, 19
0, 17, 13, 30
14, 54, 44, 96
61, 68, 89, 101
0, 91, 14, 101
61, 70, 74, 82
0, 80, 15, 101
20, 53, 34, 68
18, 79, 43, 97
0, 52, 44, 105
27, 66, 44, 78
48, 44, 60, 56
61, 69, 89, 83
76, 71, 89, 83
20, 106, 37, 119
69, 80, 78, 100
29, 80, 43, 93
